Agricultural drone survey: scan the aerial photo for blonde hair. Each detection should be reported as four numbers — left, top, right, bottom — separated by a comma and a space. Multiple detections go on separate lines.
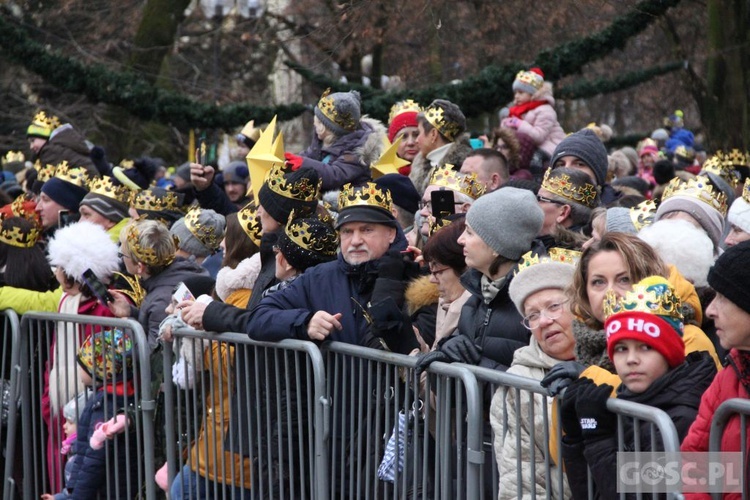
126, 219, 177, 275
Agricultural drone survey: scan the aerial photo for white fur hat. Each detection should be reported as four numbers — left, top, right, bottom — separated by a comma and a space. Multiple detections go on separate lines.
509, 261, 576, 315
47, 220, 120, 283
728, 196, 750, 234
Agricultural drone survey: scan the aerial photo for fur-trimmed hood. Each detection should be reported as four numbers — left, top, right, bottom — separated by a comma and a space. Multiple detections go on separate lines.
355, 116, 387, 168
404, 275, 440, 316
531, 82, 555, 106
409, 134, 474, 194
215, 253, 262, 301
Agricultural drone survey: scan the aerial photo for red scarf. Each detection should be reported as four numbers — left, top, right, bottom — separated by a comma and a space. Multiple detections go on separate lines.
508, 100, 548, 119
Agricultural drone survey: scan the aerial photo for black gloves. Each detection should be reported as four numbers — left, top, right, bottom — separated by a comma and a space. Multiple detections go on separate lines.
574, 379, 615, 441
540, 361, 585, 396
559, 378, 585, 443
414, 334, 483, 375
377, 250, 421, 281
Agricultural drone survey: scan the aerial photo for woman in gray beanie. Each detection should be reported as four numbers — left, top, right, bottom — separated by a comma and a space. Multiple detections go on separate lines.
170, 207, 226, 265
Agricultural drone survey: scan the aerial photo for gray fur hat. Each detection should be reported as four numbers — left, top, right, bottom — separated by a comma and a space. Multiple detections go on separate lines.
550, 129, 609, 187
465, 187, 543, 260
170, 208, 226, 258
314, 90, 361, 136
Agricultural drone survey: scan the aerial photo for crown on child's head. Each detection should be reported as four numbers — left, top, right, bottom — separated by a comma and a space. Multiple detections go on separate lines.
27, 111, 61, 138
237, 203, 262, 246
265, 163, 321, 202
629, 200, 657, 231
317, 88, 358, 132
514, 68, 545, 90
662, 175, 728, 217
337, 182, 392, 213
428, 165, 485, 201
541, 168, 598, 208
603, 276, 683, 325
388, 99, 422, 123
424, 104, 461, 142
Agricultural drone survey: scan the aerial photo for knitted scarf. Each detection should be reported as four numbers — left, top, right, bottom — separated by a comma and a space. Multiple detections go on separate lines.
508, 100, 548, 119
571, 319, 616, 374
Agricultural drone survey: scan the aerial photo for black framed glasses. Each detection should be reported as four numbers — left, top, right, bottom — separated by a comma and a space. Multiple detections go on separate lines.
536, 194, 565, 205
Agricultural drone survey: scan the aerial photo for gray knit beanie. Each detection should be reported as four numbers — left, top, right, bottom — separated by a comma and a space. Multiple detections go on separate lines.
550, 129, 609, 187
314, 90, 361, 136
170, 209, 226, 258
509, 261, 575, 314
605, 207, 637, 234
466, 187, 543, 260
80, 192, 129, 223
654, 196, 725, 253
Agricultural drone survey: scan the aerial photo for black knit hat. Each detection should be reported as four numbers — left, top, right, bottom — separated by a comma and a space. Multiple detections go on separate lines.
257, 167, 320, 224
707, 240, 750, 314
277, 214, 338, 272
375, 173, 420, 215
550, 129, 608, 187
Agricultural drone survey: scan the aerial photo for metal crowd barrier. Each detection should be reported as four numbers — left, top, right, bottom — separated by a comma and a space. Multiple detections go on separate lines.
320, 341, 483, 500
709, 398, 750, 500
1, 309, 21, 500
163, 329, 329, 500
19, 312, 154, 500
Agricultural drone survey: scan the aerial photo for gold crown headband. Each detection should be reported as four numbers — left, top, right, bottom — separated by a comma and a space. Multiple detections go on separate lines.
54, 162, 90, 189
515, 247, 581, 275
88, 176, 133, 205
388, 99, 422, 123
428, 165, 486, 200
27, 111, 60, 137
237, 204, 262, 246
725, 148, 749, 168
429, 216, 453, 236
602, 276, 683, 322
184, 207, 222, 251
702, 153, 739, 188
131, 189, 184, 212
514, 69, 544, 90
0, 212, 42, 248
265, 163, 321, 202
337, 182, 392, 213
317, 88, 357, 131
285, 210, 339, 256
662, 175, 728, 217
125, 221, 177, 267
541, 168, 598, 208
629, 200, 657, 231
35, 160, 57, 182
3, 151, 24, 164
424, 105, 461, 142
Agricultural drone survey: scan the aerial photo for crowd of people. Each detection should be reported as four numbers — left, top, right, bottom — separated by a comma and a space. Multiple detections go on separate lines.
1, 66, 749, 498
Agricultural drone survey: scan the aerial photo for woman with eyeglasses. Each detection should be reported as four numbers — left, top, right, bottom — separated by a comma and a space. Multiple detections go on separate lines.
489, 248, 576, 499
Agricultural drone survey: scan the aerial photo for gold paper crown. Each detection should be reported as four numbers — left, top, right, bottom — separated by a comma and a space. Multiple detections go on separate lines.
338, 182, 392, 213
88, 176, 133, 205
629, 200, 657, 231
239, 120, 262, 142
741, 181, 750, 205
674, 145, 695, 161
0, 212, 42, 248
237, 203, 262, 247
265, 163, 321, 202
541, 168, 598, 208
112, 272, 145, 307
34, 160, 57, 182
514, 69, 544, 91
662, 175, 728, 217
54, 162, 90, 189
388, 99, 422, 124
2, 151, 24, 164
184, 207, 222, 251
429, 216, 453, 236
285, 210, 339, 256
428, 165, 486, 200
702, 152, 739, 188
515, 247, 582, 275
119, 159, 135, 170
424, 105, 461, 142
126, 221, 177, 267
725, 148, 749, 168
131, 189, 184, 212
27, 111, 60, 138
317, 88, 357, 132
603, 276, 683, 322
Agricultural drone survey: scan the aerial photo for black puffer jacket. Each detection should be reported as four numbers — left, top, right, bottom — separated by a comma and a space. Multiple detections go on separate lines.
37, 124, 98, 178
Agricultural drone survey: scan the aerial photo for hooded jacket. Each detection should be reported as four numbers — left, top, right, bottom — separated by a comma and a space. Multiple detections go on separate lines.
214, 253, 261, 308
503, 84, 566, 156
37, 124, 98, 178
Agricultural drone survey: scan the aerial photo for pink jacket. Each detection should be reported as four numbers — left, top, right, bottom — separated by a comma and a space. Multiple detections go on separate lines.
503, 84, 566, 155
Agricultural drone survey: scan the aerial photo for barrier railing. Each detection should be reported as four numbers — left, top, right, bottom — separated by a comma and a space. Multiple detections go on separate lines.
19, 312, 154, 500
1, 309, 21, 500
709, 398, 750, 500
163, 329, 329, 500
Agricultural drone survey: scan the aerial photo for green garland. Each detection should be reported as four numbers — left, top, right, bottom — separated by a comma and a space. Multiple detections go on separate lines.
0, 0, 682, 128
557, 61, 683, 99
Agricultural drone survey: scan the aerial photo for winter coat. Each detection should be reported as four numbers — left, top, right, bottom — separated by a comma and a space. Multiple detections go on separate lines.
490, 337, 571, 500
0, 285, 63, 314
300, 117, 387, 191
106, 217, 131, 244
409, 134, 474, 194
681, 349, 750, 500
138, 258, 208, 348
563, 351, 716, 500
60, 388, 138, 499
214, 253, 261, 308
37, 124, 98, 178
404, 275, 440, 349
503, 84, 566, 156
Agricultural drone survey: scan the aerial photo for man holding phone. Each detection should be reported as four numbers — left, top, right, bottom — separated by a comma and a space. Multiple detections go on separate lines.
417, 165, 485, 238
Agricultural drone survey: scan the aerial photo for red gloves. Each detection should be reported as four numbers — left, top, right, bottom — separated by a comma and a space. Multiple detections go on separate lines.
284, 152, 303, 171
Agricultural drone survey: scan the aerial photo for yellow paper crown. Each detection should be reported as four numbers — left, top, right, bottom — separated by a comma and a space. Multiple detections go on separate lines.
742, 181, 750, 205
429, 216, 454, 236
541, 168, 598, 208
131, 188, 184, 212
515, 247, 581, 275
724, 148, 749, 168
266, 163, 321, 202
603, 276, 683, 322
237, 203, 262, 247
317, 88, 357, 132
514, 69, 544, 91
54, 162, 90, 189
338, 182, 392, 213
126, 221, 177, 267
674, 145, 695, 161
388, 99, 422, 124
424, 104, 461, 142
2, 151, 24, 164
284, 210, 339, 257
239, 120, 262, 142
428, 165, 486, 200
702, 152, 739, 188
88, 176, 133, 205
184, 207, 222, 251
34, 160, 57, 182
27, 111, 60, 138
112, 271, 146, 307
662, 175, 727, 217
629, 200, 657, 231
0, 208, 42, 248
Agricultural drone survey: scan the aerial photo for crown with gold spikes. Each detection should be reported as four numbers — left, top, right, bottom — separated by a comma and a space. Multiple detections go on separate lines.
0, 211, 42, 248
54, 162, 90, 189
429, 216, 454, 236
541, 168, 598, 208
317, 88, 357, 132
34, 160, 57, 182
2, 151, 24, 165
112, 271, 146, 307
284, 210, 339, 257
428, 165, 486, 200
662, 175, 727, 217
702, 152, 739, 188
424, 104, 461, 142
184, 207, 222, 251
131, 188, 184, 212
674, 145, 695, 161
125, 220, 177, 267
629, 199, 657, 231
338, 182, 392, 213
603, 276, 683, 324
725, 148, 749, 168
237, 203, 262, 247
388, 99, 422, 124
88, 176, 134, 205
514, 69, 545, 91
741, 181, 750, 205
515, 247, 582, 275
27, 111, 61, 138
265, 163, 321, 202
